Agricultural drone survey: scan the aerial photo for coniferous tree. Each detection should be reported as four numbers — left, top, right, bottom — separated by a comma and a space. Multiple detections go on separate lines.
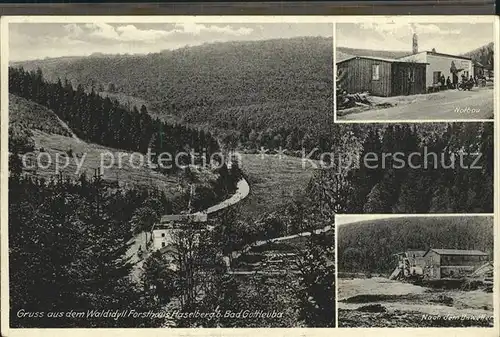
9, 66, 221, 163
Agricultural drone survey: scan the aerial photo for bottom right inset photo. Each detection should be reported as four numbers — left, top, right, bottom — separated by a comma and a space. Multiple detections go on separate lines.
336, 214, 494, 328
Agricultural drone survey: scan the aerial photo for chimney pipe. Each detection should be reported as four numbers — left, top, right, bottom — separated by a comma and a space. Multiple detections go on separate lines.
412, 33, 418, 54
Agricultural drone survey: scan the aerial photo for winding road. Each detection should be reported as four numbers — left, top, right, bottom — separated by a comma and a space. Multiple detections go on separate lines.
204, 178, 250, 214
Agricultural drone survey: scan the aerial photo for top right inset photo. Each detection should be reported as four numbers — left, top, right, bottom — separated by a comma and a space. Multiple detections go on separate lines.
335, 22, 495, 122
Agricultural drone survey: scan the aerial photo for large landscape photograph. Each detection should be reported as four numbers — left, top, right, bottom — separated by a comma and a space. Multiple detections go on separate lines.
8, 21, 337, 328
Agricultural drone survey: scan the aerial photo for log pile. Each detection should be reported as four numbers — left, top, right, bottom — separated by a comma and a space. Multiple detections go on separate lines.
337, 89, 373, 110
336, 68, 373, 109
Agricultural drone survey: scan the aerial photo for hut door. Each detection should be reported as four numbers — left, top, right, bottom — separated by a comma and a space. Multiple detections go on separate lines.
392, 66, 404, 96
392, 65, 414, 96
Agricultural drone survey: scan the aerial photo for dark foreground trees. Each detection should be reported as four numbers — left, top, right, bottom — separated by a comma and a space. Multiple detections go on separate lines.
9, 173, 167, 328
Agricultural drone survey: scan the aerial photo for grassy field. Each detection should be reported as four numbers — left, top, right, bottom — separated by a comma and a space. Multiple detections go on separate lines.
237, 153, 318, 220
9, 93, 222, 197
27, 130, 182, 197
338, 277, 493, 327
228, 153, 326, 273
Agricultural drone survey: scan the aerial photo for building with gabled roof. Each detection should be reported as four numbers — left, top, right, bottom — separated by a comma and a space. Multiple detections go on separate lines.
336, 55, 427, 97
336, 33, 478, 96
398, 50, 473, 89
422, 248, 489, 280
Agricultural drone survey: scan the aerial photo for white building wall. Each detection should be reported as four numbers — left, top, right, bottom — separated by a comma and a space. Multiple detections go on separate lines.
152, 228, 179, 250
425, 54, 473, 88
398, 52, 474, 88
152, 228, 203, 251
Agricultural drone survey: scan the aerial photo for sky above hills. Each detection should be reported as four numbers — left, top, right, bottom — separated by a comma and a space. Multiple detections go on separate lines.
337, 22, 494, 55
9, 22, 333, 61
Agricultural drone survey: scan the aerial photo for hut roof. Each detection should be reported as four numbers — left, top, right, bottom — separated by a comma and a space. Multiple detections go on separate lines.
424, 248, 488, 257
396, 50, 472, 61
337, 55, 427, 65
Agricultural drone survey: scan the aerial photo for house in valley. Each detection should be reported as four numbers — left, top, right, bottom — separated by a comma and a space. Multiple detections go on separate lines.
151, 212, 207, 251
422, 248, 489, 280
389, 248, 490, 281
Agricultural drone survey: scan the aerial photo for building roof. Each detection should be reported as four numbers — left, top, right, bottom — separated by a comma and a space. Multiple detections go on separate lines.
424, 248, 488, 257
425, 51, 472, 61
397, 51, 472, 61
160, 212, 207, 223
159, 245, 177, 255
406, 250, 427, 257
336, 55, 427, 65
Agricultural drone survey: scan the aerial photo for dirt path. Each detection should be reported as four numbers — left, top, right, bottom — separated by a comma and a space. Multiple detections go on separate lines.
338, 277, 427, 300
339, 87, 494, 121
54, 114, 83, 143
338, 277, 493, 327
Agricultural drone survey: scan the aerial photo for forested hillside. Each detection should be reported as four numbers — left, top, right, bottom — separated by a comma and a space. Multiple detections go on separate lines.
307, 122, 494, 214
338, 216, 494, 274
14, 37, 333, 151
9, 66, 244, 216
463, 42, 494, 68
9, 94, 73, 138
8, 68, 246, 328
9, 67, 222, 173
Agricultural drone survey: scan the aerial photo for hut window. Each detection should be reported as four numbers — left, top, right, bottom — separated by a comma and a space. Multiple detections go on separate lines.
433, 71, 441, 84
372, 64, 380, 80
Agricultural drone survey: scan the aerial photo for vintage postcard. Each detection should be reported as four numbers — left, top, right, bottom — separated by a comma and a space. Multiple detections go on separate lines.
0, 15, 498, 337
